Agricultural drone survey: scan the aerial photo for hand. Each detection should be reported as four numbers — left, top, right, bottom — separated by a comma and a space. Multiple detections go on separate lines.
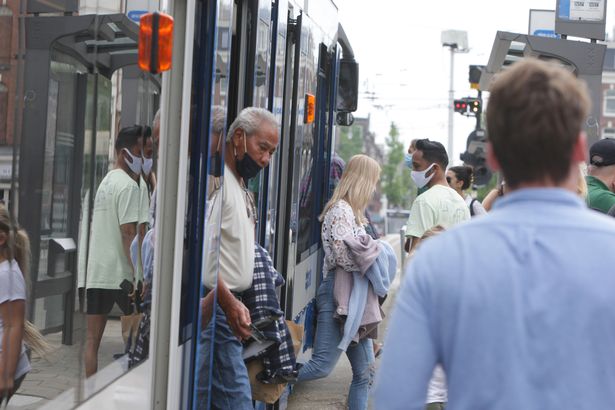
221, 298, 252, 340
0, 376, 15, 404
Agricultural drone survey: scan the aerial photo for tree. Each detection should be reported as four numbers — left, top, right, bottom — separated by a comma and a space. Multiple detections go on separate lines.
337, 125, 363, 163
382, 122, 415, 208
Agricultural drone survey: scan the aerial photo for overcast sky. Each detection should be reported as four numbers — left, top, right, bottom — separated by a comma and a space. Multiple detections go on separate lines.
336, 0, 615, 164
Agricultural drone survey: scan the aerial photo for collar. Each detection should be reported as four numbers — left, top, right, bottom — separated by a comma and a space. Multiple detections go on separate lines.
586, 175, 609, 191
493, 187, 584, 210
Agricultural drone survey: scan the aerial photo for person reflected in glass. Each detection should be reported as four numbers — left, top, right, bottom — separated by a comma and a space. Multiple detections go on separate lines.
297, 154, 381, 410
446, 166, 486, 217
0, 206, 48, 404
197, 107, 279, 409
82, 126, 142, 377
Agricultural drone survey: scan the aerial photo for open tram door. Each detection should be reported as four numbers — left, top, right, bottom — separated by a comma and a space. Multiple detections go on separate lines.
269, 1, 360, 364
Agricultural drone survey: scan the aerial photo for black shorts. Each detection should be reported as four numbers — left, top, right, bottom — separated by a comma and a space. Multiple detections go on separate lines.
86, 288, 131, 315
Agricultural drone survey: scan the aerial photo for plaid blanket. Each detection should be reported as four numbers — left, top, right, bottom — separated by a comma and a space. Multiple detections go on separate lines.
242, 243, 296, 378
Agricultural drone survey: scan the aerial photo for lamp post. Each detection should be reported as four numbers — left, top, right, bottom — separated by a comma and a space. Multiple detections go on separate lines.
441, 30, 468, 162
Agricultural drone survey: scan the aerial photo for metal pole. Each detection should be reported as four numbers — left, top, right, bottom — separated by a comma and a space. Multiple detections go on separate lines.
448, 46, 455, 162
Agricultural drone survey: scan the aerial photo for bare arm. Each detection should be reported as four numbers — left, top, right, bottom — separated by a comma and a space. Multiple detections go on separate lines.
216, 276, 251, 340
0, 300, 25, 397
482, 188, 500, 212
120, 222, 137, 284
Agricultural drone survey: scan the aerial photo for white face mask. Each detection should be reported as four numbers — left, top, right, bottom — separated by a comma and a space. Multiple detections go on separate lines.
411, 163, 436, 189
123, 148, 143, 175
142, 157, 153, 175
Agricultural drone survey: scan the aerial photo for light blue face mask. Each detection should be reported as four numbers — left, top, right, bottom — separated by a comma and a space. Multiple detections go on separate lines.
404, 152, 413, 169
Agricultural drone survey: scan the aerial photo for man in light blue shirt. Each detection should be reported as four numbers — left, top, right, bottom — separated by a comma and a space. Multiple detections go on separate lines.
374, 59, 615, 409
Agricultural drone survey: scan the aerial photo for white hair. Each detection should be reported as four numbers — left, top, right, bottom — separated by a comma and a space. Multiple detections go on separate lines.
226, 107, 278, 142
211, 105, 226, 136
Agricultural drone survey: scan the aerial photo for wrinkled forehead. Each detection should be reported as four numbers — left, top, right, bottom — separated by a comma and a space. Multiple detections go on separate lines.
250, 122, 279, 147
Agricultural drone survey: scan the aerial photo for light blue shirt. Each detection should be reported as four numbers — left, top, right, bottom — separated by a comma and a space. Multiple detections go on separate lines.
375, 188, 615, 410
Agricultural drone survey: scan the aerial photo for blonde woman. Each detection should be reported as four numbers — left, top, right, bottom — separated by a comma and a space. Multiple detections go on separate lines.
0, 205, 48, 404
297, 154, 381, 410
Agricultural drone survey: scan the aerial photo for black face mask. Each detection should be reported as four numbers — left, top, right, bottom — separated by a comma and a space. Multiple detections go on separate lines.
236, 133, 263, 183
208, 135, 223, 177
237, 151, 262, 182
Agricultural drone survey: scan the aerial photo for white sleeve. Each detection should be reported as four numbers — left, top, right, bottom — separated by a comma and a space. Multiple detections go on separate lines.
0, 265, 26, 304
473, 199, 487, 216
325, 205, 361, 273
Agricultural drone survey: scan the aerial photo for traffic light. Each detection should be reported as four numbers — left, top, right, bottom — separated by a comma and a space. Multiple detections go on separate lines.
454, 97, 481, 116
454, 99, 468, 114
468, 98, 481, 114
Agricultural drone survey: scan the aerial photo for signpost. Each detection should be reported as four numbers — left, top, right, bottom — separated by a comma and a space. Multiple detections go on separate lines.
555, 0, 607, 40
529, 9, 558, 38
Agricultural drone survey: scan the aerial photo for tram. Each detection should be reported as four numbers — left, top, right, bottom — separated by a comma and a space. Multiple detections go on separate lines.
1, 0, 358, 408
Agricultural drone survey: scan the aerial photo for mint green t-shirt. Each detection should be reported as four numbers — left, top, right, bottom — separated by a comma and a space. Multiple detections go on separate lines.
85, 169, 140, 289
405, 184, 471, 238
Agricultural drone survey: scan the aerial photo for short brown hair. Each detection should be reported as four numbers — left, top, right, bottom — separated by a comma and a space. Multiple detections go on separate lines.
486, 59, 590, 187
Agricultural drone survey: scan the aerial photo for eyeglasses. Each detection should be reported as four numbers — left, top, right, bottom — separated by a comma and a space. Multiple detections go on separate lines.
446, 176, 452, 184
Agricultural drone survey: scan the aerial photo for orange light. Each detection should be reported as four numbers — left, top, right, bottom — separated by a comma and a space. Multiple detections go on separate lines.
305, 93, 316, 124
139, 12, 174, 74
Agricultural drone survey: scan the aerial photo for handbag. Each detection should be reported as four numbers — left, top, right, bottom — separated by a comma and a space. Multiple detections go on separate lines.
247, 320, 303, 404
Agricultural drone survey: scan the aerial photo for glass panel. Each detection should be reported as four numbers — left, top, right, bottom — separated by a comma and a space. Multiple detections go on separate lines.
191, 0, 233, 407
1, 0, 161, 407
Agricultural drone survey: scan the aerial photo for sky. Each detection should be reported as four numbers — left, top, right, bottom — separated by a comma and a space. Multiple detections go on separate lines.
336, 0, 615, 164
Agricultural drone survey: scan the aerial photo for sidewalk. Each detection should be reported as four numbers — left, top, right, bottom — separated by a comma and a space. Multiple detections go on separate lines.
8, 320, 125, 410
286, 234, 404, 410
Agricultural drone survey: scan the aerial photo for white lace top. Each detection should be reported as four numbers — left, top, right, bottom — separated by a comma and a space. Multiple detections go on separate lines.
321, 200, 366, 276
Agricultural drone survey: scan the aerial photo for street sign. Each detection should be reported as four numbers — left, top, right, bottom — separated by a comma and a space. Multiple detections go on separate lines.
529, 9, 559, 38
555, 0, 607, 40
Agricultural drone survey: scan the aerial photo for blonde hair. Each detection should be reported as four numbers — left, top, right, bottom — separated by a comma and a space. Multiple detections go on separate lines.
0, 205, 51, 357
320, 154, 381, 225
577, 162, 588, 199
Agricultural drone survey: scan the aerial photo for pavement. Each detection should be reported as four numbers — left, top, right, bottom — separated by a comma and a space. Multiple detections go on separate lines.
6, 234, 405, 410
7, 319, 125, 410
286, 234, 404, 410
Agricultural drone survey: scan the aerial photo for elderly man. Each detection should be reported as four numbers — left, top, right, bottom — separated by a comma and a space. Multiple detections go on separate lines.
586, 138, 615, 213
375, 59, 615, 409
198, 107, 279, 409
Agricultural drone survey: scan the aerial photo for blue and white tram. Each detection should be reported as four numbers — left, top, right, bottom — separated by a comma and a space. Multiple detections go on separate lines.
59, 0, 359, 408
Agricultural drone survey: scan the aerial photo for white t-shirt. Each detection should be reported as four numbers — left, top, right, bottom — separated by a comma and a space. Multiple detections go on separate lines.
0, 260, 32, 380
405, 184, 470, 238
82, 169, 140, 289
465, 194, 487, 217
208, 165, 255, 292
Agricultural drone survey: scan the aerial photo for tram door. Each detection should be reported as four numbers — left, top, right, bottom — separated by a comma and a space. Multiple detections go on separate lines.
272, 7, 326, 330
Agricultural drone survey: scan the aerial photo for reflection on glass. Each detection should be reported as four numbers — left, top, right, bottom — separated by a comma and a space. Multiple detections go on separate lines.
193, 1, 233, 407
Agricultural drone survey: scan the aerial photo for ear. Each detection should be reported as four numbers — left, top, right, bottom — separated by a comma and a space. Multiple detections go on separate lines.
232, 129, 244, 147
571, 132, 587, 163
486, 142, 501, 172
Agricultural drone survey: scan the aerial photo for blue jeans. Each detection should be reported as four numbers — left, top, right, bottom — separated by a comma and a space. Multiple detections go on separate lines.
298, 272, 375, 410
196, 304, 252, 410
